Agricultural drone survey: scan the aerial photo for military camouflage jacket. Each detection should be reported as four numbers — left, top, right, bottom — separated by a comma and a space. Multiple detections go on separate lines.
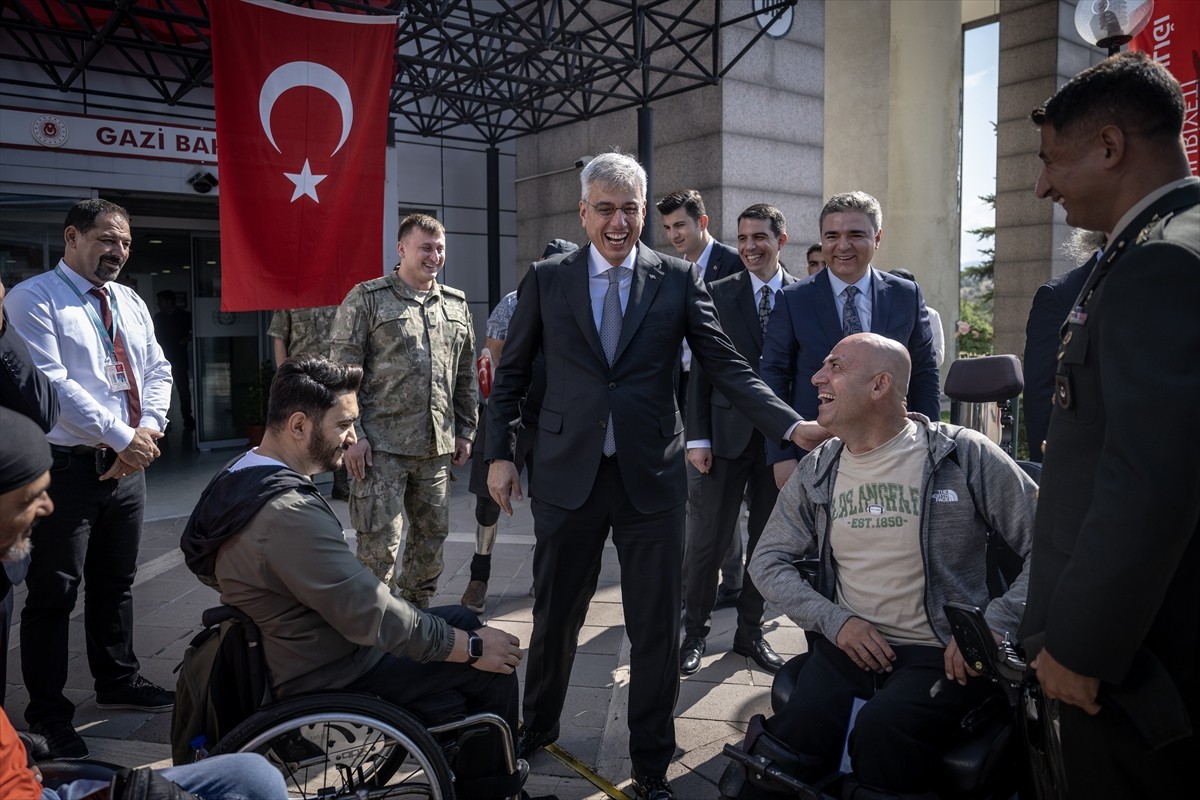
268, 305, 341, 359
330, 270, 476, 457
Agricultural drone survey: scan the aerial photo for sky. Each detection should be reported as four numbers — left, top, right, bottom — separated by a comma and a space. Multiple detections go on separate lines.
960, 22, 999, 268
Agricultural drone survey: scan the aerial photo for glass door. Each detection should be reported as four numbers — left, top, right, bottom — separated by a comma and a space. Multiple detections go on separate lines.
191, 235, 271, 450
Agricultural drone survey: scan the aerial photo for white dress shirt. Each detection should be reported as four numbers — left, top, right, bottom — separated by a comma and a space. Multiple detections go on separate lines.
587, 243, 635, 331
4, 260, 172, 450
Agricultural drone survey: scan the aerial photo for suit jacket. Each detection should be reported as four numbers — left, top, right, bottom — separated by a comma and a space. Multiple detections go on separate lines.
1020, 181, 1200, 726
760, 268, 940, 463
1021, 257, 1094, 463
687, 269, 796, 458
0, 310, 59, 432
486, 245, 800, 513
703, 240, 744, 284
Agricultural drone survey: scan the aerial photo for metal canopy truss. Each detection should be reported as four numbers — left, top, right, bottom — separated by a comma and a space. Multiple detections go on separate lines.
1, 0, 797, 144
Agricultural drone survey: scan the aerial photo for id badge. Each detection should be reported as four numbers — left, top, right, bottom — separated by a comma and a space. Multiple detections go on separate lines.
105, 361, 132, 392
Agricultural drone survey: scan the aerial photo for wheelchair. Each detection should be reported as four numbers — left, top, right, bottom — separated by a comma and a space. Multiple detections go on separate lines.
189, 604, 521, 800
720, 355, 1046, 800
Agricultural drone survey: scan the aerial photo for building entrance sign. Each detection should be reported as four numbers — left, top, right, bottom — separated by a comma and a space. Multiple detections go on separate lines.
1, 106, 218, 163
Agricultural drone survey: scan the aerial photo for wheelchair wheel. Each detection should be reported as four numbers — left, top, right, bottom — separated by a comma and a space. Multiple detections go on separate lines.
210, 692, 455, 799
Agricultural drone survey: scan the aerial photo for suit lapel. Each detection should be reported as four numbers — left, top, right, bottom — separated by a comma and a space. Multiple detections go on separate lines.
562, 247, 609, 365
614, 247, 664, 363
732, 272, 762, 350
809, 270, 843, 344
869, 270, 891, 333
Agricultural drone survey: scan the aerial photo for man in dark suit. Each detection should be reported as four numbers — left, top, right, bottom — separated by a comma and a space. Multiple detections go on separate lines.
656, 188, 744, 284
1018, 51, 1200, 796
680, 204, 796, 678
761, 191, 940, 488
1020, 228, 1103, 463
656, 188, 745, 609
486, 152, 827, 800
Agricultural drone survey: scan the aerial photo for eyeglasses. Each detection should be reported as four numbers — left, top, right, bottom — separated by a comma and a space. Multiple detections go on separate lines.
584, 199, 643, 220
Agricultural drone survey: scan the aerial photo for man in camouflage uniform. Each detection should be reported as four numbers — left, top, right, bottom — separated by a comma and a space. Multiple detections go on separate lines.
331, 214, 476, 607
269, 305, 349, 499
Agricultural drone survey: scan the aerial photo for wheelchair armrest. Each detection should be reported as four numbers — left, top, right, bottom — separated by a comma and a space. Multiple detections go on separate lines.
202, 604, 253, 628
37, 759, 124, 789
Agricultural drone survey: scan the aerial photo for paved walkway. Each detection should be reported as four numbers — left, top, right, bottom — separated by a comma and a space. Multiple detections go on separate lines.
4, 432, 806, 799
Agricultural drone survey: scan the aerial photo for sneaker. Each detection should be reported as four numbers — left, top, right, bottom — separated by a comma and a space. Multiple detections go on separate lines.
30, 721, 89, 759
461, 580, 488, 614
630, 771, 674, 800
96, 675, 175, 711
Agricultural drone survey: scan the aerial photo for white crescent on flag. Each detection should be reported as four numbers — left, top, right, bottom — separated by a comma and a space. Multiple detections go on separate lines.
259, 61, 354, 155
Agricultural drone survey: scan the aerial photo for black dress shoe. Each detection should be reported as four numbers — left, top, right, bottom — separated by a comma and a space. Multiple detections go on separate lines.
679, 635, 706, 675
515, 725, 557, 759
30, 721, 89, 759
712, 586, 742, 610
733, 638, 785, 674
630, 771, 674, 799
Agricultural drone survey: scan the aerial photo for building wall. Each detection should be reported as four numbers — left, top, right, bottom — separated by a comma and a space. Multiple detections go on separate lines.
993, 0, 1103, 356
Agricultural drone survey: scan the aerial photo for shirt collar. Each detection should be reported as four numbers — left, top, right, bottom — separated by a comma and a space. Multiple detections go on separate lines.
748, 267, 784, 296
1108, 176, 1200, 243
57, 259, 106, 294
587, 243, 638, 277
827, 265, 874, 298
695, 237, 716, 269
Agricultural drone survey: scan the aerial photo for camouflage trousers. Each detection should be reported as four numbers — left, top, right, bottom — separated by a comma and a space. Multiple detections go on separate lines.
350, 452, 451, 607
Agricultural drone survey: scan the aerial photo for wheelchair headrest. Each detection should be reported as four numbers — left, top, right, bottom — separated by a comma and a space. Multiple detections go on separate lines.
944, 354, 1024, 403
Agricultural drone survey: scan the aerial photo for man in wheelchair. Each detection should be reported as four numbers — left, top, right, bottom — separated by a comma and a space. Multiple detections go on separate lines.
180, 355, 528, 799
1, 407, 287, 799
733, 334, 1038, 799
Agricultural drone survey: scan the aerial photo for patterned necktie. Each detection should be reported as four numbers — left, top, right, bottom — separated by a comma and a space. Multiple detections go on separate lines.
842, 285, 864, 336
600, 267, 622, 455
758, 285, 772, 335
89, 286, 142, 423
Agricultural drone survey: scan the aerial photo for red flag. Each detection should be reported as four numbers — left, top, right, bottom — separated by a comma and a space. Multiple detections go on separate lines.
1130, 0, 1200, 176
212, 0, 396, 310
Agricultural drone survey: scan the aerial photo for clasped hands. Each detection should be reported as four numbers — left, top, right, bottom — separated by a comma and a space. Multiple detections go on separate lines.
101, 427, 164, 481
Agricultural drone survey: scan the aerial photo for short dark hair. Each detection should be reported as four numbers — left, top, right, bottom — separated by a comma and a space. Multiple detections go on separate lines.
64, 199, 129, 234
889, 268, 916, 283
156, 290, 175, 303
806, 243, 822, 258
1031, 50, 1184, 142
398, 213, 444, 242
737, 204, 786, 239
655, 189, 705, 222
820, 192, 882, 233
267, 355, 362, 429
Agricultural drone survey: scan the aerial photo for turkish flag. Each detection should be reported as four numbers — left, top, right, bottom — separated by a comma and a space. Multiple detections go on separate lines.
212, 0, 396, 310
1130, 0, 1200, 176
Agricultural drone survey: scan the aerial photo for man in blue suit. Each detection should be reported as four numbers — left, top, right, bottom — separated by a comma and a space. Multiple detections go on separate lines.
761, 191, 940, 488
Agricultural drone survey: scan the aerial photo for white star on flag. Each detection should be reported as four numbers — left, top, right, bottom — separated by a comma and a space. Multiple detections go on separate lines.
284, 159, 327, 203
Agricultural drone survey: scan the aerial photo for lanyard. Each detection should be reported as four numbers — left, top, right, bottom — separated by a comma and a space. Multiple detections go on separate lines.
54, 265, 123, 362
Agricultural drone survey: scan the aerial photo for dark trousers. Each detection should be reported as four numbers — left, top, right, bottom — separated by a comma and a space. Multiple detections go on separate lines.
21, 451, 144, 725
169, 358, 193, 421
683, 431, 776, 643
1, 558, 29, 706
350, 605, 520, 795
526, 456, 683, 777
759, 637, 999, 795
1058, 698, 1197, 798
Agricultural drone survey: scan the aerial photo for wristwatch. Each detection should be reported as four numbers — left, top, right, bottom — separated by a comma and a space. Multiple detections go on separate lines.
466, 630, 484, 665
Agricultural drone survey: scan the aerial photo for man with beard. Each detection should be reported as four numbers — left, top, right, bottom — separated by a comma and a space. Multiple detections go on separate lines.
181, 355, 533, 800
4, 199, 174, 759
0, 406, 289, 800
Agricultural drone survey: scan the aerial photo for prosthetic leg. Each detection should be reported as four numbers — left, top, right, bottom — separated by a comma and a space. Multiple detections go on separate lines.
461, 497, 499, 613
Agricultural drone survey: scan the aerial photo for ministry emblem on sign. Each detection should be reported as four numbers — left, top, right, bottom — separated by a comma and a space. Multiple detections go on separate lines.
32, 115, 69, 147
